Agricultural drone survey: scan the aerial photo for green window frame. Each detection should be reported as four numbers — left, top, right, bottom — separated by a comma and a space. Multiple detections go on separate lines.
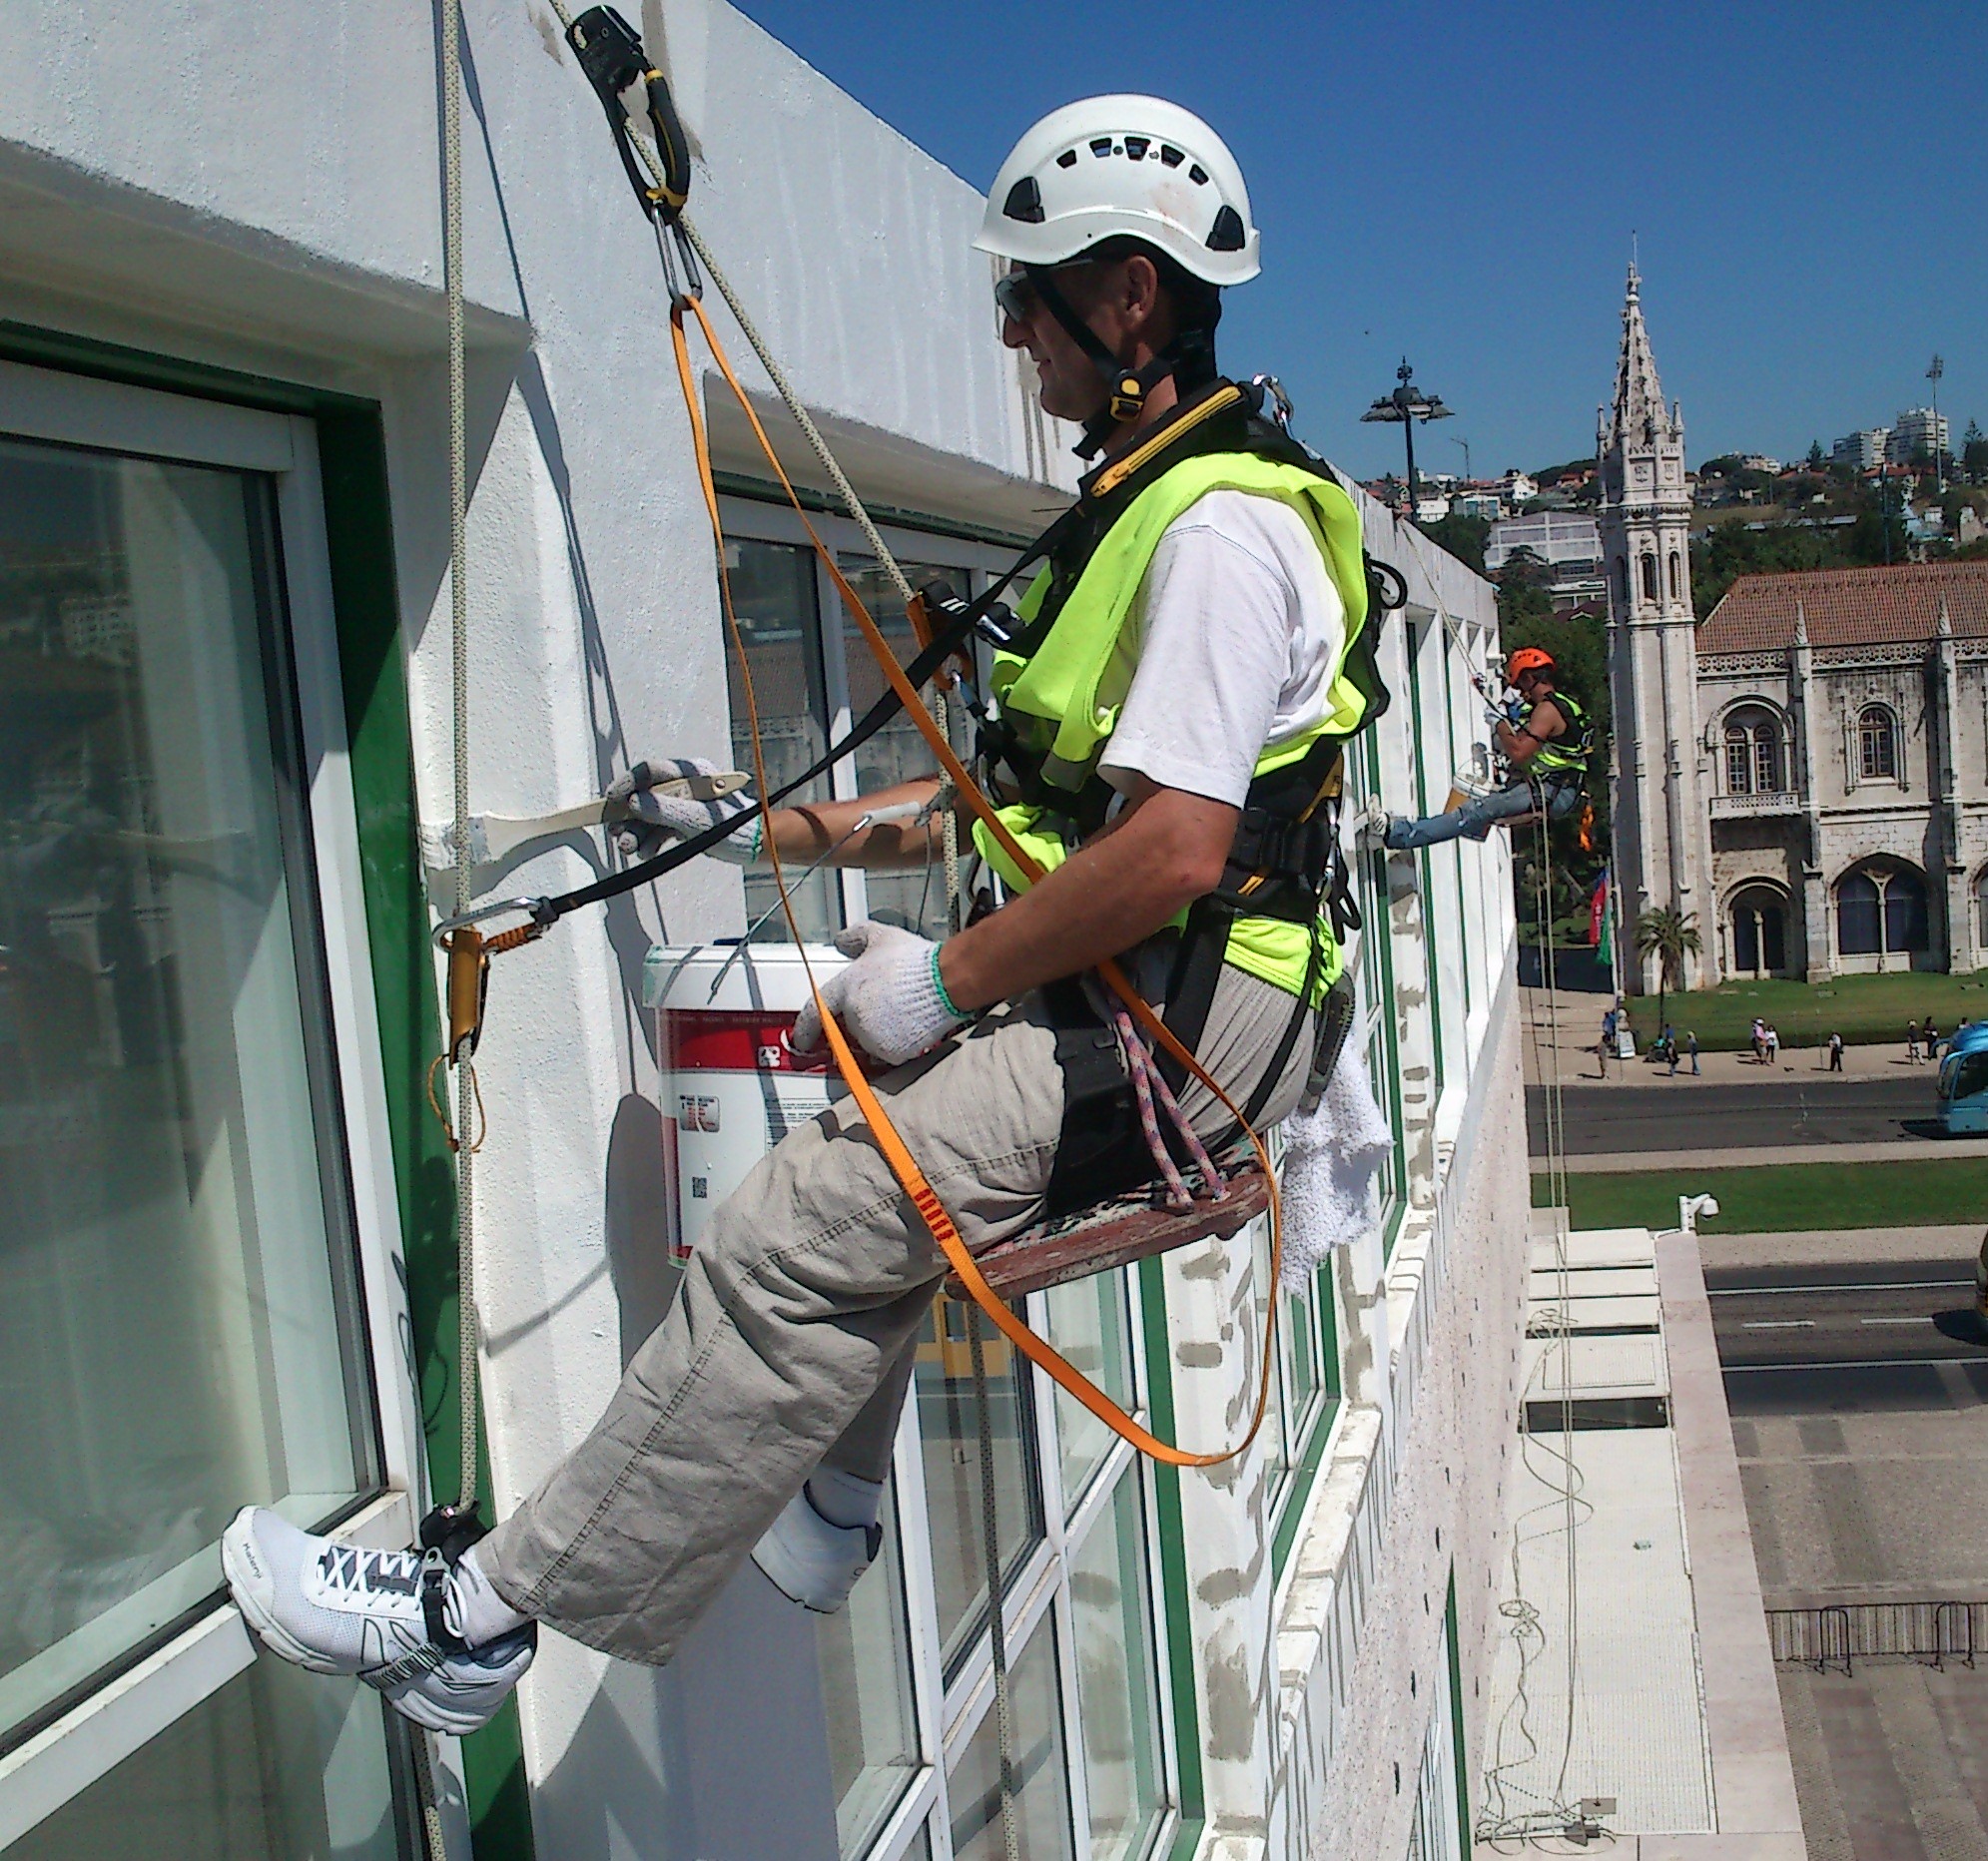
0, 321, 534, 1861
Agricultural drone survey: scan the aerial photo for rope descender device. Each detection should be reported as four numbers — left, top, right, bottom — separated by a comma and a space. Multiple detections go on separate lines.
565, 6, 692, 226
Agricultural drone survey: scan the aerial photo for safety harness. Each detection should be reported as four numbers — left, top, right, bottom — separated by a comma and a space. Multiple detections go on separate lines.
968, 379, 1400, 1212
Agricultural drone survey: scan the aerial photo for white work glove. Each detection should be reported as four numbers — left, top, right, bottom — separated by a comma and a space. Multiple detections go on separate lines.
607, 756, 760, 864
790, 923, 974, 1067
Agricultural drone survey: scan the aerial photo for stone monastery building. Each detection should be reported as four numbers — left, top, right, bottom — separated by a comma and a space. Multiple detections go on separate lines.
1602, 268, 1988, 986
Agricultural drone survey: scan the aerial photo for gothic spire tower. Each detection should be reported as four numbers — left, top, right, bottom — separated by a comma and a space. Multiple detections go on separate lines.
1599, 263, 1714, 989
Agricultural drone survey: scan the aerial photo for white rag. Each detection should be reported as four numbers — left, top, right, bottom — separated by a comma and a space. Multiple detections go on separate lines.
1277, 1036, 1393, 1292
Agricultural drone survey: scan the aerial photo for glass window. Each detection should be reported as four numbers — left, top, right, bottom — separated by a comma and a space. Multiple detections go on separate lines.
1068, 1476, 1166, 1861
723, 536, 841, 943
1724, 729, 1752, 795
1883, 869, 1929, 952
838, 555, 977, 940
916, 1297, 1045, 1670
1639, 553, 1657, 603
1044, 1271, 1137, 1510
1858, 705, 1896, 781
948, 1621, 1073, 1861
0, 435, 377, 1742
6, 1612, 405, 1859
1835, 871, 1881, 955
818, 1479, 922, 1857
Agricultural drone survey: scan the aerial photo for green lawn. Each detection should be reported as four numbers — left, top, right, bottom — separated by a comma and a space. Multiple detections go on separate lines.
1624, 969, 1988, 1053
1532, 1157, 1988, 1233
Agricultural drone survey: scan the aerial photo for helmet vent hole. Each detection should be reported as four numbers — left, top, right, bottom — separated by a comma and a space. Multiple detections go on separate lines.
1207, 204, 1245, 252
1001, 176, 1044, 224
1089, 138, 1113, 158
1188, 163, 1209, 185
1158, 145, 1184, 168
1056, 148, 1078, 169
1124, 136, 1150, 160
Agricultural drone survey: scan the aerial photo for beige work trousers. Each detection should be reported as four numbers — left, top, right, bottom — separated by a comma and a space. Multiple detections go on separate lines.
480, 963, 1311, 1666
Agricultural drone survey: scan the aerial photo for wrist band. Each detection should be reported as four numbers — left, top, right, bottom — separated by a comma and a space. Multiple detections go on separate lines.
931, 946, 971, 1021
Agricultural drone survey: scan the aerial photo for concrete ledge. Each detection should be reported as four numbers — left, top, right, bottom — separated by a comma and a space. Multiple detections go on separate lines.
1656, 1230, 1807, 1852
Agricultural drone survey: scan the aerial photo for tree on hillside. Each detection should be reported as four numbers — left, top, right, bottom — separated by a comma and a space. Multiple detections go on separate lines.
1414, 511, 1489, 574
1965, 420, 1988, 484
1634, 908, 1701, 1029
1807, 439, 1826, 468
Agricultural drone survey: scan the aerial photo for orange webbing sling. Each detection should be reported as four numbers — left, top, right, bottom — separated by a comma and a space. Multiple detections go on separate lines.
670, 293, 1283, 1469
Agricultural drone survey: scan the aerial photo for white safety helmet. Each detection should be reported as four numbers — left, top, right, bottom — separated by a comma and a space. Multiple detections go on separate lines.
975, 95, 1260, 288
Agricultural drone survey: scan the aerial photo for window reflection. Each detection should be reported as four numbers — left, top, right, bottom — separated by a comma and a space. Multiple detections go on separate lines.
916, 1297, 1044, 1671
1045, 1271, 1136, 1510
1070, 1476, 1166, 1861
948, 1620, 1073, 1861
839, 555, 976, 939
722, 537, 841, 943
0, 438, 374, 1740
817, 1480, 922, 1857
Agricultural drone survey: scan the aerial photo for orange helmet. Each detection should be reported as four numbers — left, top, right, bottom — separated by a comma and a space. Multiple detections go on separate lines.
1506, 646, 1556, 682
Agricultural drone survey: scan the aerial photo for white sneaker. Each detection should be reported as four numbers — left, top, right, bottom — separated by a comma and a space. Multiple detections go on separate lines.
223, 1507, 535, 1736
752, 1485, 883, 1614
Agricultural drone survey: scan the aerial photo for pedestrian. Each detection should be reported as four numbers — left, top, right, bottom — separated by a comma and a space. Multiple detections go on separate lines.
1667, 1031, 1678, 1076
1927, 1019, 1942, 1057
1598, 1006, 1616, 1076
1907, 1020, 1921, 1064
1765, 1023, 1780, 1066
1687, 1029, 1700, 1075
1828, 1030, 1844, 1072
1750, 1016, 1766, 1064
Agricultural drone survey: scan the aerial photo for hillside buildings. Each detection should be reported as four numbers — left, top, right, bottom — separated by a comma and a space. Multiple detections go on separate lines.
1604, 269, 1988, 986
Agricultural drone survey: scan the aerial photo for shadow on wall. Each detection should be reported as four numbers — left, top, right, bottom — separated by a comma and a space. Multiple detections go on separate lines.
605, 1092, 682, 1366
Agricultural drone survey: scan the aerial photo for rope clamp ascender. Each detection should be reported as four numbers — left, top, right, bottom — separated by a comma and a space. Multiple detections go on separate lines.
565, 6, 692, 224
426, 899, 549, 1149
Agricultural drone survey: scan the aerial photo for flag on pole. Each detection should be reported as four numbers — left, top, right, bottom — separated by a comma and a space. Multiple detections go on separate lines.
1594, 870, 1614, 963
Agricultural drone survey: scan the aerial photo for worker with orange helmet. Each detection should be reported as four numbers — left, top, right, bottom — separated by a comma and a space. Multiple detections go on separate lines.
1368, 645, 1590, 850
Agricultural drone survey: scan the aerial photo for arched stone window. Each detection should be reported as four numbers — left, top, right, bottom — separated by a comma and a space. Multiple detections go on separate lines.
1858, 704, 1898, 781
1975, 869, 1988, 948
1723, 706, 1784, 795
1640, 552, 1657, 602
1836, 862, 1928, 958
1667, 549, 1681, 600
1836, 871, 1880, 954
1729, 885, 1788, 976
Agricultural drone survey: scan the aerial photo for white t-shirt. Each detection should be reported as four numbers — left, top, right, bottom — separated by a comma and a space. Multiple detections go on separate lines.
1096, 489, 1348, 807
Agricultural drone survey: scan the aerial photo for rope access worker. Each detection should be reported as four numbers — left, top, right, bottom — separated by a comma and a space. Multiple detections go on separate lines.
222, 96, 1384, 1734
1374, 645, 1589, 851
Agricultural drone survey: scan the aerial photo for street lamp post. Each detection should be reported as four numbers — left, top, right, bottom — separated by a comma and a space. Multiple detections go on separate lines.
1361, 357, 1454, 517
1451, 435, 1472, 485
1928, 353, 1945, 496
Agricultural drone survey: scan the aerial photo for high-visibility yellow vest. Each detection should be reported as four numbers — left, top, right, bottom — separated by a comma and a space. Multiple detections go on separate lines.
973, 450, 1376, 1003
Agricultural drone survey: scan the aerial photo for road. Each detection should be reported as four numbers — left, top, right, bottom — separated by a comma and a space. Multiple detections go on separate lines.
1527, 1076, 1936, 1155
1706, 1256, 1988, 1411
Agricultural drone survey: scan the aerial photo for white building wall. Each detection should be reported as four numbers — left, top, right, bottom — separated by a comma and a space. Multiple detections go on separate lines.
0, 9, 1531, 1859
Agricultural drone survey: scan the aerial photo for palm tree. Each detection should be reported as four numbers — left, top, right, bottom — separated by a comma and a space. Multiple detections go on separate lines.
1634, 908, 1701, 1029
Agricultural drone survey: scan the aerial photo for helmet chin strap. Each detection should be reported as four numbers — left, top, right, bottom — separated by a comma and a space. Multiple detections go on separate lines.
1026, 264, 1216, 459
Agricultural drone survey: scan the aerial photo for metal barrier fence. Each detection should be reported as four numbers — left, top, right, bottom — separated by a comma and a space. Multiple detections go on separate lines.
1768, 1601, 1984, 1674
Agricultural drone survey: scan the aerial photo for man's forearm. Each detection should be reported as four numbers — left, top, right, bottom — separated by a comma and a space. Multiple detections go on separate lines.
761, 776, 947, 869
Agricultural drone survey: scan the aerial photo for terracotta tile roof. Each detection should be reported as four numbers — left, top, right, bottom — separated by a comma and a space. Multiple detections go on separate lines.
1698, 562, 1988, 653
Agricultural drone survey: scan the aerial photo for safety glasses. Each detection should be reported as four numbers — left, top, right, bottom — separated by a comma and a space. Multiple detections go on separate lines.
993, 259, 1096, 325
993, 268, 1039, 324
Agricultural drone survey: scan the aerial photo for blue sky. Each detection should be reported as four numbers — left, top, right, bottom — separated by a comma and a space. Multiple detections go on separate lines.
731, 1, 1985, 482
